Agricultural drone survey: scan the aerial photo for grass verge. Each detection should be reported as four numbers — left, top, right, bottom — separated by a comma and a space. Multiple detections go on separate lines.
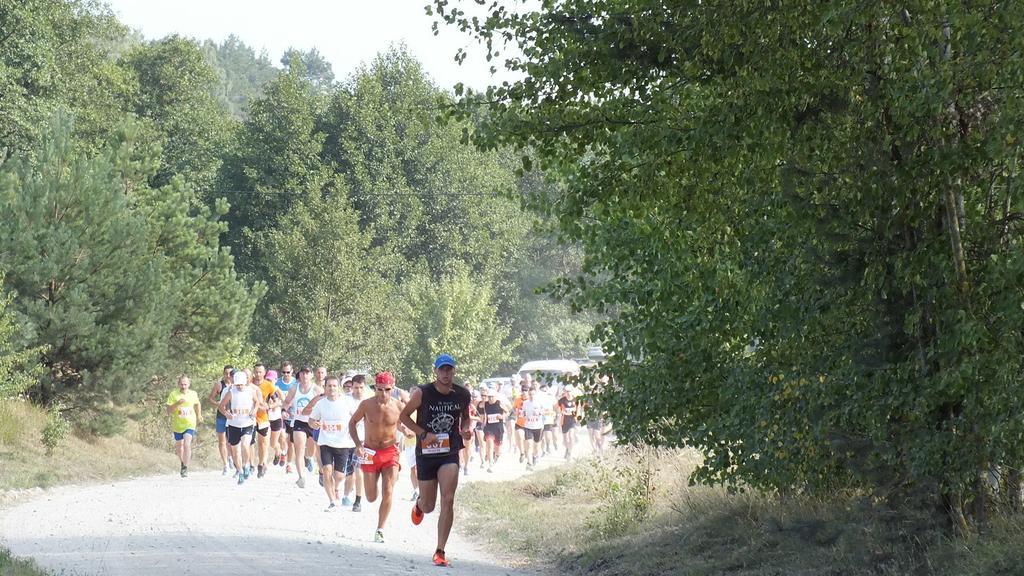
0, 548, 47, 576
460, 446, 1024, 576
0, 397, 220, 490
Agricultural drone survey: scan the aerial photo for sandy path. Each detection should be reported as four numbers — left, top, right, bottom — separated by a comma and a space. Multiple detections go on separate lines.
2, 435, 592, 575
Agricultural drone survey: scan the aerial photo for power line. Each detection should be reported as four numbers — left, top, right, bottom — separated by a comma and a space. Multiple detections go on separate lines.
220, 189, 518, 198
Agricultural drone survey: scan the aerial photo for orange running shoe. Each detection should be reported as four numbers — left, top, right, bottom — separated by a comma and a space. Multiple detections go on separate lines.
432, 550, 449, 567
411, 503, 424, 526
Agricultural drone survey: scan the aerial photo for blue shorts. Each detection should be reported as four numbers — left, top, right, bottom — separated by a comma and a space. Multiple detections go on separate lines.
173, 429, 196, 441
216, 416, 227, 433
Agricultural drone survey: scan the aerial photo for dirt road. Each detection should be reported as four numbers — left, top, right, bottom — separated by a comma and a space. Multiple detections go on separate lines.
2, 438, 590, 575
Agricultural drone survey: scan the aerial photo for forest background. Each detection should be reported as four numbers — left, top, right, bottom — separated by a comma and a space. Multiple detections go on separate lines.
0, 0, 594, 428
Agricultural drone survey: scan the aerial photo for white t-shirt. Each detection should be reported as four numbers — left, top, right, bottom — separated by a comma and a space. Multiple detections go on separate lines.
522, 399, 545, 430
309, 396, 358, 448
227, 386, 256, 428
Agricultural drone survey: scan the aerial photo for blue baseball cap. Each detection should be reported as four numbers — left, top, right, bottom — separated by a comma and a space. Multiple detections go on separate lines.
434, 354, 456, 369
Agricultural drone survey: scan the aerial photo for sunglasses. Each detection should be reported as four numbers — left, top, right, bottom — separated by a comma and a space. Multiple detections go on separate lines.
375, 387, 393, 392
282, 370, 292, 374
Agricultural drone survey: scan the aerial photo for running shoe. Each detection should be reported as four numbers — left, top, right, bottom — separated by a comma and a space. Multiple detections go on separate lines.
487, 466, 493, 473
411, 503, 424, 525
326, 502, 337, 512
237, 474, 245, 486
222, 466, 228, 476
273, 455, 280, 466
286, 464, 293, 474
318, 472, 323, 487
296, 476, 306, 489
352, 501, 361, 512
341, 496, 353, 507
180, 464, 188, 478
305, 457, 314, 472
410, 490, 418, 502
257, 465, 266, 478
432, 550, 449, 567
519, 454, 525, 463
374, 529, 384, 543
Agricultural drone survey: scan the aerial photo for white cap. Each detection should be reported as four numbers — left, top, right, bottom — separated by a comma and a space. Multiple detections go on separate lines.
232, 371, 248, 385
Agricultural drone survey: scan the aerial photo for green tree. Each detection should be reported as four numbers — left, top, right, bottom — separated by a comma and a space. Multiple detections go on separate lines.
256, 193, 405, 371
321, 47, 525, 282
0, 0, 128, 159
0, 282, 47, 399
401, 266, 516, 384
219, 67, 332, 267
202, 35, 280, 119
434, 0, 1024, 522
0, 115, 257, 405
118, 35, 234, 196
281, 47, 335, 90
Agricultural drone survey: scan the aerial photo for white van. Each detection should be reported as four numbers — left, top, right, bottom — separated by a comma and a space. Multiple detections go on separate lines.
516, 359, 580, 391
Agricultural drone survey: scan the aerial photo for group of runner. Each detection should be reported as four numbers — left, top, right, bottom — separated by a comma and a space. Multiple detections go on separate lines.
165, 354, 609, 567
455, 373, 608, 476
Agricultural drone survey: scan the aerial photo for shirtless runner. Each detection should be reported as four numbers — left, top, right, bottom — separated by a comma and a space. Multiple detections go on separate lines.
350, 371, 410, 543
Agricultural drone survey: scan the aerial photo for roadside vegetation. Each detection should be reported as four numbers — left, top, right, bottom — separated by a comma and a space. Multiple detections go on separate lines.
0, 398, 219, 491
461, 448, 1024, 576
0, 548, 46, 576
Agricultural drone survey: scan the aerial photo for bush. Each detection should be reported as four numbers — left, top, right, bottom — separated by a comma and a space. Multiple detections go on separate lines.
586, 446, 656, 538
74, 411, 127, 439
40, 404, 68, 455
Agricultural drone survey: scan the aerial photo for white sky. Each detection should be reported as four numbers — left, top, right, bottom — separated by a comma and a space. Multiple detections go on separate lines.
102, 0, 516, 92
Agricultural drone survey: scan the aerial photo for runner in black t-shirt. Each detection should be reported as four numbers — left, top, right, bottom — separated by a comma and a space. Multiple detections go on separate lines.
399, 354, 472, 567
558, 389, 580, 461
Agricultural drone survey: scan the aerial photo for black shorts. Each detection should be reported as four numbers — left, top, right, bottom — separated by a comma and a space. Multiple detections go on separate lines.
285, 420, 294, 435
227, 425, 254, 446
524, 428, 543, 443
345, 450, 358, 476
292, 419, 314, 439
320, 446, 355, 470
484, 423, 504, 445
270, 418, 283, 432
561, 417, 578, 434
543, 424, 554, 432
416, 452, 461, 481
256, 424, 269, 437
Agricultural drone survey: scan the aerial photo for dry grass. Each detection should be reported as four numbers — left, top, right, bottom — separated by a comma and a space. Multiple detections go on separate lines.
0, 398, 221, 490
460, 447, 1024, 576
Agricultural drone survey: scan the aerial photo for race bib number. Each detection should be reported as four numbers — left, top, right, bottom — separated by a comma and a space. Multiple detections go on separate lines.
359, 447, 376, 464
321, 422, 345, 432
177, 407, 193, 418
421, 433, 450, 455
486, 414, 502, 424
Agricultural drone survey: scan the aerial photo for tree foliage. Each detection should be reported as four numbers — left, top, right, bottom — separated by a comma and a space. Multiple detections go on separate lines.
0, 115, 258, 405
401, 266, 515, 384
434, 0, 1024, 515
202, 35, 280, 119
0, 0, 127, 159
118, 35, 234, 196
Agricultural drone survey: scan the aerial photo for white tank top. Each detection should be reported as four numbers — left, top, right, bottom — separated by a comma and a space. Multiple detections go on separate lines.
228, 387, 255, 428
293, 385, 318, 422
